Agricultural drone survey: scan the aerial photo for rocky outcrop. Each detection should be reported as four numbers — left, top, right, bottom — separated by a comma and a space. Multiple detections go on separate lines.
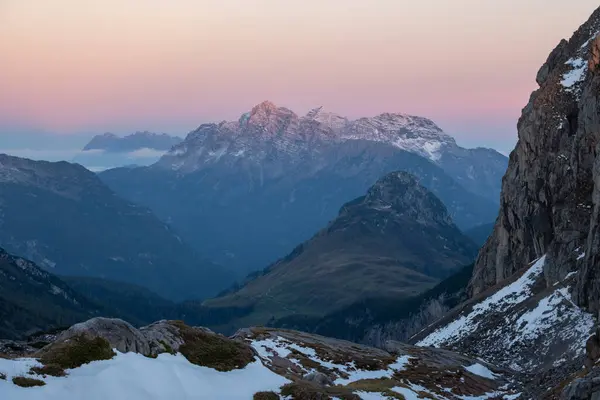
236, 327, 523, 399
53, 318, 152, 355
470, 7, 600, 306
37, 317, 253, 371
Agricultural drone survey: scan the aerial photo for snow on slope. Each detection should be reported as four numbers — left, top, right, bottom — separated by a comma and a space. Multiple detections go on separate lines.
161, 103, 460, 173
418, 256, 547, 347
415, 255, 595, 372
251, 335, 412, 385
239, 327, 522, 400
0, 352, 288, 400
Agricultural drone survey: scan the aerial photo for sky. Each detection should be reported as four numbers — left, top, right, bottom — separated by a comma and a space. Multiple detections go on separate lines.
1, 0, 599, 155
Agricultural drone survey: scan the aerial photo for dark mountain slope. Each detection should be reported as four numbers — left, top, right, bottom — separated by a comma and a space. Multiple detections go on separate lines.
0, 154, 233, 301
202, 172, 478, 330
0, 248, 100, 339
100, 141, 495, 275
272, 263, 474, 346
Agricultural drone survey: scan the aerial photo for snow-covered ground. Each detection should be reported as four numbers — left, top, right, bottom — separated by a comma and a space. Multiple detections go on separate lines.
0, 331, 524, 400
0, 352, 288, 400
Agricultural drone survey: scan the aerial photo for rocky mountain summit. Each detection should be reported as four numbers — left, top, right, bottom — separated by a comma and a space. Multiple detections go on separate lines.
83, 132, 182, 153
159, 100, 506, 202
0, 317, 523, 399
202, 172, 477, 330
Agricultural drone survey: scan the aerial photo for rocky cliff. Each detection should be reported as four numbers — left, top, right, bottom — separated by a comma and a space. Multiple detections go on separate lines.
470, 7, 600, 311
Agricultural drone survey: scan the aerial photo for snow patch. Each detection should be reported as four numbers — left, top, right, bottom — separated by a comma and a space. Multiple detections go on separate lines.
561, 58, 587, 89
417, 256, 547, 347
0, 352, 288, 400
251, 336, 411, 386
465, 363, 499, 380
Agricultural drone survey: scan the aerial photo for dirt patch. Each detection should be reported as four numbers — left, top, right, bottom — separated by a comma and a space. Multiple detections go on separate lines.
392, 359, 498, 398
346, 378, 404, 399
172, 321, 255, 372
281, 381, 360, 400
39, 334, 115, 374
12, 376, 46, 387
253, 391, 280, 400
30, 364, 67, 377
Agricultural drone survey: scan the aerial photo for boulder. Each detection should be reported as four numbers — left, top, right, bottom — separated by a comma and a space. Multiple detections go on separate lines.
53, 317, 151, 355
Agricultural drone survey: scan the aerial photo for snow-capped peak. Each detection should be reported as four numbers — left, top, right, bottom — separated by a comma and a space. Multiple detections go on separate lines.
159, 102, 464, 171
343, 113, 456, 161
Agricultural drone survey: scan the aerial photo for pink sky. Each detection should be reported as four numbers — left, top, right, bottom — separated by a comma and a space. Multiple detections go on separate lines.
1, 0, 598, 152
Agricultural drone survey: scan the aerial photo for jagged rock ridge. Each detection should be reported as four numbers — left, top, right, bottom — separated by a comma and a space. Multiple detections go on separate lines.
159, 101, 506, 203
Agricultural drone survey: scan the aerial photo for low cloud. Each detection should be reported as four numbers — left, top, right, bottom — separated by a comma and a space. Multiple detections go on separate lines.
125, 148, 166, 159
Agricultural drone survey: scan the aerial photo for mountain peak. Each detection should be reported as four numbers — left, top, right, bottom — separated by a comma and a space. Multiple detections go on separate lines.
356, 171, 452, 226
251, 100, 279, 113
242, 101, 298, 133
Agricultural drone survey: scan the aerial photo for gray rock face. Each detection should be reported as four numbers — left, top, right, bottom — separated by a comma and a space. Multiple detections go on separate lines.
562, 370, 600, 400
303, 371, 334, 387
55, 317, 152, 355
139, 320, 185, 355
470, 7, 600, 303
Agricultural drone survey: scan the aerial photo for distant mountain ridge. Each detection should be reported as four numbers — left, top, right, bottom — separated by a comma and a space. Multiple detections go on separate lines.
83, 131, 182, 153
159, 101, 506, 202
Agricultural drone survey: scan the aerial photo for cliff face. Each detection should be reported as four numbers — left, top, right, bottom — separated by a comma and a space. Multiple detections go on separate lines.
470, 8, 600, 311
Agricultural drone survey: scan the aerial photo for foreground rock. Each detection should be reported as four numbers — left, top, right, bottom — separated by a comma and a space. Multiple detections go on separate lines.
236, 327, 523, 399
